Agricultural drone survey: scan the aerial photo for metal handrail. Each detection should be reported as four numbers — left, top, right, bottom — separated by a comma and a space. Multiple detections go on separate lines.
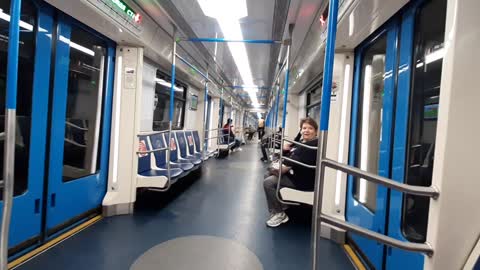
283, 138, 318, 150
282, 157, 317, 169
138, 130, 169, 136
275, 130, 300, 206
322, 158, 439, 198
136, 147, 168, 154
205, 128, 222, 132
320, 214, 434, 256
66, 121, 88, 131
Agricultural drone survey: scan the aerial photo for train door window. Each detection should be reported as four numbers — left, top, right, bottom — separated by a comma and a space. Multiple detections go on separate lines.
0, 0, 36, 197
306, 82, 322, 123
62, 25, 107, 182
402, 0, 447, 242
152, 71, 186, 131
353, 34, 387, 212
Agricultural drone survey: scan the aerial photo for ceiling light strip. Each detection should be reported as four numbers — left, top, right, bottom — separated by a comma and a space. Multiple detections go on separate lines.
184, 37, 282, 44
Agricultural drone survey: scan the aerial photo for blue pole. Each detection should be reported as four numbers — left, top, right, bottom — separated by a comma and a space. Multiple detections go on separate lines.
312, 1, 339, 270
165, 28, 177, 191
319, 0, 340, 131
175, 53, 209, 81
281, 45, 291, 129
6, 1, 20, 110
187, 38, 281, 44
1, 0, 21, 268
202, 70, 209, 160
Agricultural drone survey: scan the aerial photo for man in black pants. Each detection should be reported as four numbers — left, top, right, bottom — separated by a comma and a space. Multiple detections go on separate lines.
257, 118, 265, 139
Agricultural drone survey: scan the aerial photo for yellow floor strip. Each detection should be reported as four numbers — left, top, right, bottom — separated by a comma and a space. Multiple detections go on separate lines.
8, 215, 102, 269
343, 244, 367, 270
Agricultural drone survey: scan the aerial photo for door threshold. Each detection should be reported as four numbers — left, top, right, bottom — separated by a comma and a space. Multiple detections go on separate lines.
343, 244, 368, 270
8, 215, 102, 269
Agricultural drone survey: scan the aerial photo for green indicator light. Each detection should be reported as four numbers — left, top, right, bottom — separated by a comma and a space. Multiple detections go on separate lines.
110, 0, 142, 24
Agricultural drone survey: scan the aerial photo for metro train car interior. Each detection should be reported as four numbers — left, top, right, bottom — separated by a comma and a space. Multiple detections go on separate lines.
0, 0, 479, 269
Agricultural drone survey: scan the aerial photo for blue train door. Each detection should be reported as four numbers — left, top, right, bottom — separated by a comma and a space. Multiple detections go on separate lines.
347, 0, 446, 269
0, 0, 50, 252
0, 0, 114, 255
44, 15, 114, 235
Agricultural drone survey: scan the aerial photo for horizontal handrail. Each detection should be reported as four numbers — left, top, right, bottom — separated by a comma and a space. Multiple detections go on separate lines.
283, 138, 318, 150
138, 130, 170, 136
66, 121, 88, 131
65, 138, 87, 148
206, 128, 222, 132
282, 157, 317, 169
137, 147, 168, 154
320, 214, 434, 256
322, 158, 439, 199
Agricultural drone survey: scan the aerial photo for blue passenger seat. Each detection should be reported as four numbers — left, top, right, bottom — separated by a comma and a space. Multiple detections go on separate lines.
137, 136, 183, 179
185, 131, 203, 159
149, 134, 189, 177
175, 131, 202, 165
191, 131, 203, 154
162, 133, 195, 171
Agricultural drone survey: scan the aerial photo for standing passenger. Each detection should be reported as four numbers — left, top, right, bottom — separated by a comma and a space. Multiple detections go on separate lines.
262, 117, 318, 227
258, 117, 265, 139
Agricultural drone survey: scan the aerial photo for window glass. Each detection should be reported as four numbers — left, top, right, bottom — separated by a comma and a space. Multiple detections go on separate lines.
307, 104, 321, 124
62, 25, 107, 182
0, 0, 36, 198
402, 0, 447, 242
307, 84, 322, 106
353, 34, 387, 212
152, 71, 186, 131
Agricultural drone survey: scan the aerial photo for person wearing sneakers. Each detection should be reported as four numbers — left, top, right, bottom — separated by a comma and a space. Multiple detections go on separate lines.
262, 117, 318, 227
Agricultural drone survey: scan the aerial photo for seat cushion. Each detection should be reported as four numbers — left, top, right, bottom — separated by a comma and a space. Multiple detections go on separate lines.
181, 157, 202, 165
139, 168, 183, 179
171, 161, 194, 171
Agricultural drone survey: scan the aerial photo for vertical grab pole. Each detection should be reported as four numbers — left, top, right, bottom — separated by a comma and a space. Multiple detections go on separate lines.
227, 97, 232, 149
275, 40, 292, 205
167, 27, 177, 187
1, 1, 21, 268
311, 0, 339, 269
202, 68, 209, 161
217, 87, 223, 155
273, 85, 281, 154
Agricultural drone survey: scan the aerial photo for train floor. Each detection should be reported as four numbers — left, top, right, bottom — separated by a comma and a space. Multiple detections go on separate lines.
16, 143, 355, 270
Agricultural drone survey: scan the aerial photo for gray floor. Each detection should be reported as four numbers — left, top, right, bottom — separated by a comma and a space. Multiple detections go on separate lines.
17, 143, 355, 270
130, 235, 263, 270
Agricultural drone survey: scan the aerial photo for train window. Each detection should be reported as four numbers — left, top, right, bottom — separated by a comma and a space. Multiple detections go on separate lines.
402, 0, 447, 243
152, 71, 186, 131
353, 34, 387, 212
306, 82, 322, 124
0, 0, 36, 198
62, 25, 107, 182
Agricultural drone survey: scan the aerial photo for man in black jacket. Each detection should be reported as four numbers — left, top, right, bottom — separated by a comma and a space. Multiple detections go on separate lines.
262, 117, 318, 227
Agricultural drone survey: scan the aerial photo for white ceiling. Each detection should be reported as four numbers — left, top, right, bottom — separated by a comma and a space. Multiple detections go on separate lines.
162, 0, 278, 106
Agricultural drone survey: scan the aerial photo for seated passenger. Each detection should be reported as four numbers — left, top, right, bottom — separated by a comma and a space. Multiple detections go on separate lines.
262, 117, 318, 227
222, 118, 242, 151
260, 128, 301, 162
246, 125, 256, 141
